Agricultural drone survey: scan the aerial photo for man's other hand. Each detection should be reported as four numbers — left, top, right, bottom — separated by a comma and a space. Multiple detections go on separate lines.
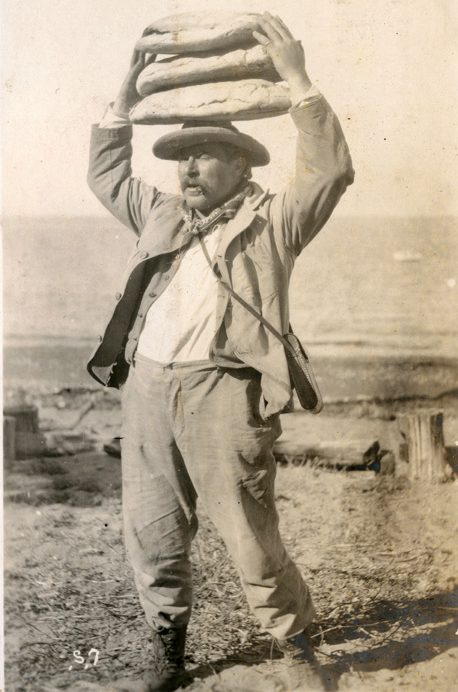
113, 50, 156, 118
253, 13, 312, 104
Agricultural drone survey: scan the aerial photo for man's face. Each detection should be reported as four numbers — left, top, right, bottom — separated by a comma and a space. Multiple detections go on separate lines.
177, 142, 245, 213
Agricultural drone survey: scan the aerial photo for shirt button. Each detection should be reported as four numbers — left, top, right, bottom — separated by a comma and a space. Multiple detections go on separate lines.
137, 312, 143, 319
115, 292, 122, 300
139, 250, 149, 259
149, 292, 156, 298
98, 335, 103, 343
131, 336, 138, 341
126, 356, 132, 364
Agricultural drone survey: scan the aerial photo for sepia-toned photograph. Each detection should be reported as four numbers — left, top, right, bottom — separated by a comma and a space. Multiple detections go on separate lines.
2, 1, 457, 690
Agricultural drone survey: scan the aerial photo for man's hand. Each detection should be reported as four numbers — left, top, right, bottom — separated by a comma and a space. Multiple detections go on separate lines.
253, 13, 312, 104
113, 49, 156, 118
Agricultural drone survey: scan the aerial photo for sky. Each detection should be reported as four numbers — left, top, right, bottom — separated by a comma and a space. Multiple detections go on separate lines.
2, 0, 458, 217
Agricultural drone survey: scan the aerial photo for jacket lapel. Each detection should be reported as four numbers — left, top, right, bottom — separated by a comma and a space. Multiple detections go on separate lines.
217, 203, 256, 260
215, 190, 270, 282
136, 202, 193, 261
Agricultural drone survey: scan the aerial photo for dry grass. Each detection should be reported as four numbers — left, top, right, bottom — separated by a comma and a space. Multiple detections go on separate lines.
4, 464, 457, 691
4, 498, 271, 690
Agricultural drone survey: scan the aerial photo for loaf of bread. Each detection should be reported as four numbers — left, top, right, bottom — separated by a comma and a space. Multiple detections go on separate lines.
136, 45, 278, 96
136, 12, 262, 54
129, 79, 291, 124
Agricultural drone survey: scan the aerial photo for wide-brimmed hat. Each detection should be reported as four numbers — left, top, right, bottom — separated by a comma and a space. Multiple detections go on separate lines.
153, 120, 270, 167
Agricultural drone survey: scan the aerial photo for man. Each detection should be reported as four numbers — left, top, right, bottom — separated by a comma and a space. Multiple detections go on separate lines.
88, 13, 354, 692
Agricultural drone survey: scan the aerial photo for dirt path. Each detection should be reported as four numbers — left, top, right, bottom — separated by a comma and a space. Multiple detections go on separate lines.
4, 452, 457, 692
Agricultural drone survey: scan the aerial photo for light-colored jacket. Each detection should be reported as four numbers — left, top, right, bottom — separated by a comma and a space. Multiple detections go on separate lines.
87, 95, 354, 416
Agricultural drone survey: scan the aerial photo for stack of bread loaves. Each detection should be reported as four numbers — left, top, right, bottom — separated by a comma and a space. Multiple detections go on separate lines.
129, 12, 292, 124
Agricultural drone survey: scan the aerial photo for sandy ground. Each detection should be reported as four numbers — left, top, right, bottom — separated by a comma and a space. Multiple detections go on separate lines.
4, 422, 458, 692
4, 364, 458, 691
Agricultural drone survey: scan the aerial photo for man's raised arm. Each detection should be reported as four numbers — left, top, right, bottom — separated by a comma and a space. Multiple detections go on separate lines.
254, 13, 355, 257
87, 50, 165, 235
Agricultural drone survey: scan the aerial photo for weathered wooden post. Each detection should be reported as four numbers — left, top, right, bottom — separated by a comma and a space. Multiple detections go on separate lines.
3, 416, 17, 465
400, 410, 451, 481
3, 404, 39, 433
3, 404, 46, 459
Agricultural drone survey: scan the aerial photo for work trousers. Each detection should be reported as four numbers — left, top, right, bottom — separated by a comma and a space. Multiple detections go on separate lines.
121, 354, 315, 640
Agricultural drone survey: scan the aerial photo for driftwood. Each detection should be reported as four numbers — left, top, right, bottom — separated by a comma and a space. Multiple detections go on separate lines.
273, 437, 395, 473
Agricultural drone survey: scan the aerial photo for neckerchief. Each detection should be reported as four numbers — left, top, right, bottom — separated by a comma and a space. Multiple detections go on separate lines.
182, 183, 253, 237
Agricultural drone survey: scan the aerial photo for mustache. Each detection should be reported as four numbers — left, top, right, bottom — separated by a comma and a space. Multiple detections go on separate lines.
181, 176, 207, 190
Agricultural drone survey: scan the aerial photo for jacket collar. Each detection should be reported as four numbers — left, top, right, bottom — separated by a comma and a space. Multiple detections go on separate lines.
138, 183, 269, 263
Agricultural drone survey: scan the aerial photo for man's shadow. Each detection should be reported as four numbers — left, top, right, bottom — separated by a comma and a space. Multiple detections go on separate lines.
317, 588, 457, 684
188, 588, 457, 690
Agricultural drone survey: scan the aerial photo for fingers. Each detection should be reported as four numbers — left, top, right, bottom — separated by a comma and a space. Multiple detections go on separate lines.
272, 15, 295, 41
260, 12, 296, 41
252, 29, 270, 46
130, 49, 141, 68
258, 14, 284, 43
254, 12, 299, 49
129, 49, 156, 73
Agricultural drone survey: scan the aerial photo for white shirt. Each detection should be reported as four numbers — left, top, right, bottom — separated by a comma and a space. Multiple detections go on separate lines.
136, 223, 223, 362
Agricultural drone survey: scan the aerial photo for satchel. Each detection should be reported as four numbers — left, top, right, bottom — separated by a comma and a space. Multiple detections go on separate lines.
283, 333, 323, 413
199, 237, 323, 414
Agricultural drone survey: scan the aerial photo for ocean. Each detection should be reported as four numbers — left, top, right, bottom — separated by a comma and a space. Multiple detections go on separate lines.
3, 214, 457, 389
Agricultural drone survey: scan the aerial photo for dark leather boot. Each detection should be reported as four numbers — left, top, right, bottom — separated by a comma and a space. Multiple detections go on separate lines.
112, 625, 191, 692
276, 629, 326, 691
